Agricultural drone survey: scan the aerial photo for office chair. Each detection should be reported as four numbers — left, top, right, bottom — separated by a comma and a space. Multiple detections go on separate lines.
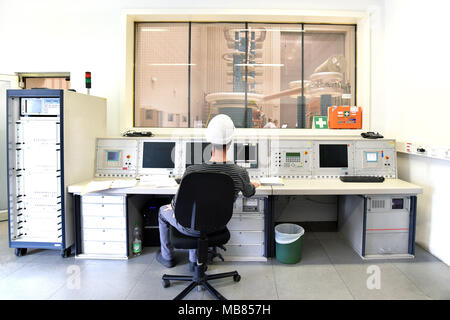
161, 172, 241, 300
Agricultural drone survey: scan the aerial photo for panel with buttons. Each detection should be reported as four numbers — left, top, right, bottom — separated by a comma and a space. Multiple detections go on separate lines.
231, 138, 269, 179
354, 140, 397, 178
95, 138, 138, 178
269, 139, 312, 178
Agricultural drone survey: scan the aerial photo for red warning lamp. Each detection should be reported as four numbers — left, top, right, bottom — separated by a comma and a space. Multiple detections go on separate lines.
85, 71, 92, 89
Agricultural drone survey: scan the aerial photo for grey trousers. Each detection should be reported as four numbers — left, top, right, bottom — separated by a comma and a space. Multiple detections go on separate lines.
158, 204, 199, 263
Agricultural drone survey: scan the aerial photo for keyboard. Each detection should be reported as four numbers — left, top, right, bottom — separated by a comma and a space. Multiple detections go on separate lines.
340, 176, 385, 183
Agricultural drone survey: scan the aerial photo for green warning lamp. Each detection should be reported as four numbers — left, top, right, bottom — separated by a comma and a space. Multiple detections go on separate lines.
85, 71, 91, 89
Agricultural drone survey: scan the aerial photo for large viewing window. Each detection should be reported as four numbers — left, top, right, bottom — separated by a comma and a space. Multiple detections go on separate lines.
134, 22, 356, 129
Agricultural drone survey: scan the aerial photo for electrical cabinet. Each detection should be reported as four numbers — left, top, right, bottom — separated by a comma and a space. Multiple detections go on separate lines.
338, 195, 416, 259
7, 89, 106, 257
223, 196, 267, 261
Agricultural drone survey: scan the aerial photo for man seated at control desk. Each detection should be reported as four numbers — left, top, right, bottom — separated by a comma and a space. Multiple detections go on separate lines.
157, 114, 260, 270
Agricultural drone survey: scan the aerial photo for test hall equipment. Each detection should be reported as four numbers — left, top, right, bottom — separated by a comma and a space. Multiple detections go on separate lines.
7, 89, 106, 257
339, 195, 416, 259
93, 136, 398, 179
137, 139, 182, 177
270, 138, 313, 178
95, 138, 138, 178
233, 138, 269, 178
84, 136, 405, 260
185, 141, 213, 167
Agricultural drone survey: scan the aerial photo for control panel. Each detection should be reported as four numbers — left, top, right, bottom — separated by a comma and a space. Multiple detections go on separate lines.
354, 140, 397, 178
270, 139, 312, 178
312, 140, 355, 178
93, 137, 398, 180
137, 138, 183, 177
233, 196, 265, 213
20, 97, 60, 116
232, 138, 269, 178
96, 138, 138, 177
180, 139, 230, 170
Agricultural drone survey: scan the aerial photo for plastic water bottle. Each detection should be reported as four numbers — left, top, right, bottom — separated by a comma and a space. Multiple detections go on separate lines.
132, 223, 142, 256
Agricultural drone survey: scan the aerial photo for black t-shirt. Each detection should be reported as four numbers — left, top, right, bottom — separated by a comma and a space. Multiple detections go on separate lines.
171, 162, 255, 208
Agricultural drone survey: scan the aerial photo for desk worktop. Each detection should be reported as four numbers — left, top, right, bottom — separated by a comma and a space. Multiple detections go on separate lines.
272, 178, 422, 195
68, 178, 422, 196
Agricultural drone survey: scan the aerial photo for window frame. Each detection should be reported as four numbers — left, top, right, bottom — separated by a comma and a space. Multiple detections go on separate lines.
122, 9, 371, 136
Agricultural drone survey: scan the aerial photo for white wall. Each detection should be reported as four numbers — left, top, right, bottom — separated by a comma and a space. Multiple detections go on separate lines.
374, 0, 450, 265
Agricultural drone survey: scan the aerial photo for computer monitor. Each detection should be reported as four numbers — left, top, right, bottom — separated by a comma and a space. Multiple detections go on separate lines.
142, 142, 175, 169
105, 150, 122, 167
365, 152, 378, 163
234, 142, 258, 168
319, 144, 348, 168
185, 142, 212, 167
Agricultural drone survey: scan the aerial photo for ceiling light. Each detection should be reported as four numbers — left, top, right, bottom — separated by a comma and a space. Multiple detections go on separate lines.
141, 28, 168, 32
235, 63, 284, 67
149, 63, 196, 66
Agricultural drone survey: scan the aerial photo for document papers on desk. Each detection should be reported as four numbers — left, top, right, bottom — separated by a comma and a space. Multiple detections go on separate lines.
259, 177, 284, 186
139, 175, 178, 187
110, 179, 138, 189
81, 179, 137, 195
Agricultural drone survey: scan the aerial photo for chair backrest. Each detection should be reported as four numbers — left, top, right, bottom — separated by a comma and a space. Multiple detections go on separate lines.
174, 172, 235, 234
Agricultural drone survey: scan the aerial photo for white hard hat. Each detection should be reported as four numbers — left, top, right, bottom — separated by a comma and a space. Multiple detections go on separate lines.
205, 114, 235, 145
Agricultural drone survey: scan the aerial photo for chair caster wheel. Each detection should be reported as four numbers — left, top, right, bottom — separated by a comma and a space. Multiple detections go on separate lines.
233, 274, 241, 282
162, 279, 170, 288
61, 248, 71, 258
15, 248, 27, 257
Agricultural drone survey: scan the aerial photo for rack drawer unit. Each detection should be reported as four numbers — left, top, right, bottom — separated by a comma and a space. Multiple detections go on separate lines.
78, 194, 128, 259
224, 196, 267, 261
6, 89, 106, 258
338, 195, 417, 259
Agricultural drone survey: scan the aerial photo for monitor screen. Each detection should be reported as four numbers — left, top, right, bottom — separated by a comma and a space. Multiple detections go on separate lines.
106, 150, 120, 162
142, 142, 175, 169
234, 143, 258, 168
21, 97, 60, 116
319, 144, 348, 168
366, 152, 378, 162
185, 142, 212, 167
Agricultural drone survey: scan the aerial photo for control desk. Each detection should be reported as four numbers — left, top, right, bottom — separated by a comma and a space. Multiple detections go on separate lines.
93, 136, 397, 180
68, 135, 421, 261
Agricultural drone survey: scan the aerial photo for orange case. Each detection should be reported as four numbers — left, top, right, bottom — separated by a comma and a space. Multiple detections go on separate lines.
328, 106, 362, 129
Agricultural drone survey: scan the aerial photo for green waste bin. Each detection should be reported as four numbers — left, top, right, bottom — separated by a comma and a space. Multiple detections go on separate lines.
275, 224, 305, 264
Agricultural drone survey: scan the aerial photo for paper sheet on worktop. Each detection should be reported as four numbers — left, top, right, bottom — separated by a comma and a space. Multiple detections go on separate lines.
259, 177, 284, 186
139, 175, 178, 187
81, 179, 137, 195
110, 179, 137, 189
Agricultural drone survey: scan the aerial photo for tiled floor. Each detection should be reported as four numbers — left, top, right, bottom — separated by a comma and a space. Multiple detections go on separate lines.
1, 221, 449, 300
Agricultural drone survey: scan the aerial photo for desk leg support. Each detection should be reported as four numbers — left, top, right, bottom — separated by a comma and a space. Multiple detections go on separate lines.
73, 195, 82, 256
409, 196, 417, 256
265, 196, 275, 258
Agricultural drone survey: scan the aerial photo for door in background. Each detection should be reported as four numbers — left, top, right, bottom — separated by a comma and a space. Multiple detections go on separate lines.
0, 75, 19, 219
